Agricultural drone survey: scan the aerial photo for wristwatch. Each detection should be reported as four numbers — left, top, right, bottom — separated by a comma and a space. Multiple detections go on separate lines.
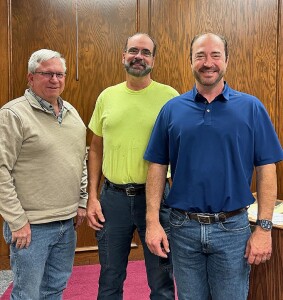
256, 219, 273, 231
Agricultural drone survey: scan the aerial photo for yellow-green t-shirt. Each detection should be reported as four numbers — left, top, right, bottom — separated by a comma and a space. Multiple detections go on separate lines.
88, 80, 179, 184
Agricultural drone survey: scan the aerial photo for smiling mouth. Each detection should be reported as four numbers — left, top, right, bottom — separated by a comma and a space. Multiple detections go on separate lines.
130, 58, 146, 67
133, 64, 144, 68
200, 66, 217, 73
201, 70, 217, 77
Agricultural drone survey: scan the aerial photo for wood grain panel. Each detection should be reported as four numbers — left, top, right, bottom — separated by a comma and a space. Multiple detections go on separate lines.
0, 216, 10, 270
0, 0, 10, 106
150, 0, 278, 114
139, 0, 150, 32
248, 226, 283, 300
0, 0, 11, 271
277, 1, 283, 199
11, 0, 75, 100
10, 0, 138, 133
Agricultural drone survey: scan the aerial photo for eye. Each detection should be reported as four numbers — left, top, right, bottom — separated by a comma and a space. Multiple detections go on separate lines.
195, 54, 205, 60
55, 73, 65, 79
126, 48, 152, 57
127, 48, 139, 55
211, 53, 221, 59
141, 49, 152, 57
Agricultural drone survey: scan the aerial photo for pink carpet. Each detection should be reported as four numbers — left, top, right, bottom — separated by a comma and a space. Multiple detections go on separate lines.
1, 260, 151, 299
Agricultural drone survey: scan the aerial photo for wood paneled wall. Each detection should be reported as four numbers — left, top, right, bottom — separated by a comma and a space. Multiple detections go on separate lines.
278, 0, 283, 198
0, 0, 282, 283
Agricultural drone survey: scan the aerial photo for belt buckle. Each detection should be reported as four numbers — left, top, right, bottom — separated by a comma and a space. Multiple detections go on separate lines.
125, 186, 136, 197
197, 214, 211, 224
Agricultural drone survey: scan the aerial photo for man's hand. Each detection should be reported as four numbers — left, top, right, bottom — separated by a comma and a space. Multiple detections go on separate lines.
244, 226, 272, 264
86, 198, 105, 230
146, 222, 170, 258
12, 222, 31, 249
74, 207, 86, 230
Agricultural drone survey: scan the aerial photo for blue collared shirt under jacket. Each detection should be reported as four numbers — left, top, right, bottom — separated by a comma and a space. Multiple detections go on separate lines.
144, 83, 283, 213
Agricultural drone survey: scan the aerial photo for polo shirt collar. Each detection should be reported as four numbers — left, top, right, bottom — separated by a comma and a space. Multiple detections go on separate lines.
193, 81, 230, 103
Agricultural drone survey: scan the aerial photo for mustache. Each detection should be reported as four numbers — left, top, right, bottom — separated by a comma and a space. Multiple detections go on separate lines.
199, 66, 219, 72
130, 58, 146, 67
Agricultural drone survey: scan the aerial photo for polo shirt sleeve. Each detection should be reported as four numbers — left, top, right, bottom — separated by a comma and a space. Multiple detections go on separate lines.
144, 106, 170, 165
254, 101, 283, 166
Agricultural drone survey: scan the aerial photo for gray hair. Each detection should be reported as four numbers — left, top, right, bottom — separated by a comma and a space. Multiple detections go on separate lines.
28, 49, 67, 73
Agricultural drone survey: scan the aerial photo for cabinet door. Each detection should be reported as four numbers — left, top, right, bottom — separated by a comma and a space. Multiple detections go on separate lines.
10, 0, 140, 144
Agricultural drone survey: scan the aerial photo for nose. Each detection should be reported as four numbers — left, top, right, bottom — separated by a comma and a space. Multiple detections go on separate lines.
50, 73, 59, 81
203, 57, 214, 67
134, 50, 143, 58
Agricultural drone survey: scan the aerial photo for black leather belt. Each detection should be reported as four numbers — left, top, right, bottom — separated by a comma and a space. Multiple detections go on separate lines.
105, 178, 145, 197
174, 207, 247, 224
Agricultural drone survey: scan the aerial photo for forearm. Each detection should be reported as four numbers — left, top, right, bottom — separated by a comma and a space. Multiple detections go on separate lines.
255, 163, 277, 220
0, 166, 28, 231
87, 135, 103, 200
146, 162, 168, 226
86, 134, 105, 228
145, 162, 170, 256
244, 163, 277, 264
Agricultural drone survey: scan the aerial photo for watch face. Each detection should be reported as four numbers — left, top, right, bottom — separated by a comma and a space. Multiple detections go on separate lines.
257, 219, 273, 230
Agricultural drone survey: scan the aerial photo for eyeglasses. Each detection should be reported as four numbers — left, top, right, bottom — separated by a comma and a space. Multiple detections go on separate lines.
126, 47, 153, 57
33, 71, 66, 79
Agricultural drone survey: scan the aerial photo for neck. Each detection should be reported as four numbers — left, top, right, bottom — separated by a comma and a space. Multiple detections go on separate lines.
196, 81, 225, 103
47, 97, 59, 106
52, 101, 60, 116
41, 96, 60, 116
30, 89, 59, 106
126, 74, 152, 91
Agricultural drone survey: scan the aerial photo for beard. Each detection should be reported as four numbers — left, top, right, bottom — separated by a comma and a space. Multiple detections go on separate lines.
124, 58, 152, 77
193, 67, 225, 87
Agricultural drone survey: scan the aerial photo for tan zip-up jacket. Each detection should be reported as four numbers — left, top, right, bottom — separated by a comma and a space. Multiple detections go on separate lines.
0, 90, 87, 231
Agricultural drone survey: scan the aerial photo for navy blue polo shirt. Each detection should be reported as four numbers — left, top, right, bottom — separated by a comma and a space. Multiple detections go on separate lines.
144, 83, 283, 213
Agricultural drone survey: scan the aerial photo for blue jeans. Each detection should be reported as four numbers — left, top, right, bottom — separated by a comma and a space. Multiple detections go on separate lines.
170, 209, 251, 300
3, 219, 76, 300
96, 181, 175, 300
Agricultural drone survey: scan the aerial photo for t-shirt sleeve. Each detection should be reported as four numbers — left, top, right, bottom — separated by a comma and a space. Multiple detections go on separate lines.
88, 94, 103, 137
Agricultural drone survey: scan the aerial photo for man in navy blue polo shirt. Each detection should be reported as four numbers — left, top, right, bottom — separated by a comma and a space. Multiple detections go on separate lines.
144, 33, 283, 300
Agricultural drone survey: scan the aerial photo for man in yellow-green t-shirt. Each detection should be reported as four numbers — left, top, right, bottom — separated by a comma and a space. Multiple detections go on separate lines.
87, 33, 179, 299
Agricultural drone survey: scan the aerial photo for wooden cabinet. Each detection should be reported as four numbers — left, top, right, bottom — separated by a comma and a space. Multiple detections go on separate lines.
248, 224, 283, 300
0, 216, 10, 269
248, 199, 283, 300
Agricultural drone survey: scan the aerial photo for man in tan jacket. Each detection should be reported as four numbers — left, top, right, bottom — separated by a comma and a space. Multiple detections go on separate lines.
0, 49, 87, 299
